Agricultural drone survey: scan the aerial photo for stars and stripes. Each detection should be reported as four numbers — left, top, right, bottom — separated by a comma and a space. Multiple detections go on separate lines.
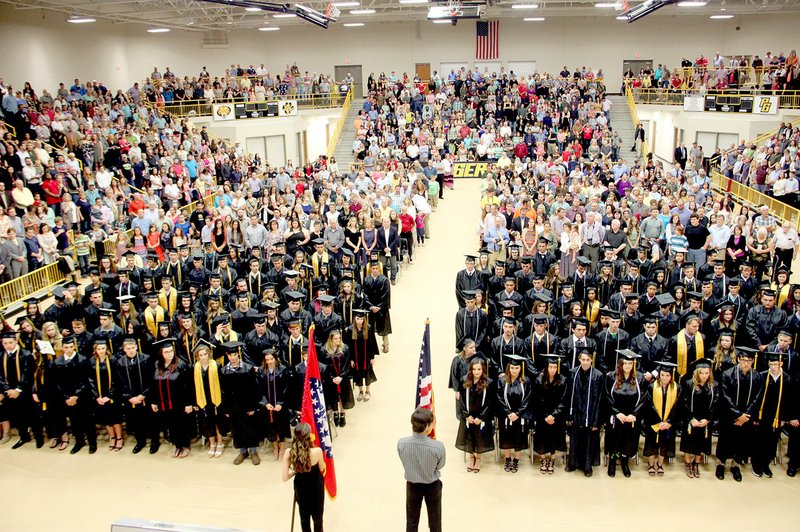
300, 325, 337, 499
415, 319, 437, 439
475, 20, 499, 60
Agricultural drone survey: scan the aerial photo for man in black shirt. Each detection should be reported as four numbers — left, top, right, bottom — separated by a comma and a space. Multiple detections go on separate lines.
684, 213, 711, 269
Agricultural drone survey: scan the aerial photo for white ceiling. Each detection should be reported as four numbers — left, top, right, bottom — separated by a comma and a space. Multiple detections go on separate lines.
2, 0, 799, 30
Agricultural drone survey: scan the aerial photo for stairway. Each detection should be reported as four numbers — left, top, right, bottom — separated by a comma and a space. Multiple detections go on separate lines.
607, 95, 637, 158
331, 99, 364, 171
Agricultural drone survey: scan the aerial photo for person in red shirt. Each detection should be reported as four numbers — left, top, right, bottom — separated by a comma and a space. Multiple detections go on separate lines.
398, 205, 415, 262
128, 193, 146, 216
41, 174, 63, 214
514, 141, 528, 160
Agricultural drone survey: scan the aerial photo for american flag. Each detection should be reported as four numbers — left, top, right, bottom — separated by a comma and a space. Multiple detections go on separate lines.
300, 325, 337, 499
414, 320, 436, 439
475, 21, 499, 60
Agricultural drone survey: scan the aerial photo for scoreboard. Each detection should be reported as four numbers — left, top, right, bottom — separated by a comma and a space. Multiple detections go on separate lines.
704, 94, 754, 113
234, 101, 280, 119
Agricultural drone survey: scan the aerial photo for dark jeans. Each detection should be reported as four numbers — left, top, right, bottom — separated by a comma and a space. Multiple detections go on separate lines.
406, 480, 442, 532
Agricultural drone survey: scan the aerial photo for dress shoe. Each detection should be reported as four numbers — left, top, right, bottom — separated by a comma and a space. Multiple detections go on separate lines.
620, 458, 631, 478
35, 437, 45, 449
70, 442, 85, 454
715, 465, 725, 480
762, 466, 773, 478
88, 445, 97, 454
132, 443, 146, 454
786, 467, 797, 477
339, 414, 346, 427
149, 443, 160, 454
584, 468, 593, 477
11, 438, 30, 449
731, 466, 743, 482
607, 461, 616, 477
251, 451, 261, 465
234, 452, 248, 465
565, 465, 577, 472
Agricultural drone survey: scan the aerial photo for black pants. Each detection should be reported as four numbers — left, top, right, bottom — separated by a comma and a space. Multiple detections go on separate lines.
65, 402, 96, 446
124, 404, 156, 446
436, 174, 444, 199
752, 424, 781, 468
400, 232, 414, 260
6, 396, 33, 441
406, 480, 442, 532
774, 248, 794, 277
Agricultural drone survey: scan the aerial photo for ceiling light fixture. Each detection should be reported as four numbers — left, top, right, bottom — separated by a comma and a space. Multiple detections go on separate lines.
258, 26, 280, 30
273, 13, 297, 18
399, 0, 428, 3
710, 13, 734, 18
512, 4, 539, 8
147, 28, 170, 33
616, 15, 627, 19
245, 6, 263, 11
343, 22, 365, 26
333, 1, 360, 5
523, 16, 545, 20
432, 19, 451, 23
594, 2, 619, 7
350, 8, 375, 14
67, 17, 96, 23
677, 1, 707, 6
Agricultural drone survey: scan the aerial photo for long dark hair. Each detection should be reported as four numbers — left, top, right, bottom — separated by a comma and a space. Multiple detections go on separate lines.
614, 358, 636, 389
463, 359, 488, 392
289, 423, 313, 473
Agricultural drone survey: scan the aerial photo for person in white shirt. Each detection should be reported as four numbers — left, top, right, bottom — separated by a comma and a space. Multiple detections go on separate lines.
95, 166, 113, 190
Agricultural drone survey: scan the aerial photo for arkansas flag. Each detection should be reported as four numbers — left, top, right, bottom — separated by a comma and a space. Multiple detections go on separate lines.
414, 320, 436, 439
300, 325, 337, 499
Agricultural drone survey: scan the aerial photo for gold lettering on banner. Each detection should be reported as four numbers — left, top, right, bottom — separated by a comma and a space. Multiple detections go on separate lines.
759, 97, 773, 114
453, 162, 488, 178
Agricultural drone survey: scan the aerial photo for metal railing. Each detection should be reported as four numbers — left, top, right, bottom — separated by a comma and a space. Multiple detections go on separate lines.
326, 89, 354, 160
624, 84, 650, 158
628, 87, 800, 109
711, 172, 800, 231
0, 262, 65, 310
150, 92, 349, 118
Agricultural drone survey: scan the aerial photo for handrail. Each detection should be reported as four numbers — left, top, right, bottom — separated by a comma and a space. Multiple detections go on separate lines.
0, 262, 65, 311
628, 87, 800, 110
326, 89, 354, 160
1, 120, 16, 138
710, 172, 800, 231
146, 92, 348, 119
624, 84, 650, 159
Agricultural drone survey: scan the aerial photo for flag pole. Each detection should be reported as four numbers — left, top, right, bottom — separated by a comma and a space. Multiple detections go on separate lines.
290, 494, 297, 532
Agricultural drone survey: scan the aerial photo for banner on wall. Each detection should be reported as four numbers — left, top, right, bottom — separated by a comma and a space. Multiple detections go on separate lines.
278, 100, 298, 117
212, 103, 235, 122
453, 162, 488, 178
752, 95, 779, 115
683, 96, 704, 112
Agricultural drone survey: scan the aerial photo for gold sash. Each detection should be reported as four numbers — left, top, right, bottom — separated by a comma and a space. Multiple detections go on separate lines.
677, 329, 704, 377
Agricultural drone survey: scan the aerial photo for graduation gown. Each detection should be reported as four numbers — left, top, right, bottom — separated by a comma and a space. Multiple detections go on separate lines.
752, 371, 794, 466
532, 373, 568, 454
362, 273, 392, 336
558, 336, 598, 369
149, 361, 194, 448
489, 335, 528, 378
313, 311, 345, 347
50, 353, 94, 443
243, 329, 280, 367
455, 381, 495, 454
594, 329, 630, 375
629, 333, 669, 375
455, 269, 483, 307
496, 375, 532, 451
525, 332, 560, 371
716, 365, 763, 462
566, 366, 605, 470
604, 371, 648, 457
642, 381, 681, 458
0, 348, 35, 432
448, 354, 471, 421
220, 361, 262, 449
320, 348, 354, 410
745, 305, 789, 349
344, 324, 379, 386
678, 380, 718, 455
281, 336, 308, 370
258, 365, 291, 441
455, 307, 489, 352
88, 355, 123, 425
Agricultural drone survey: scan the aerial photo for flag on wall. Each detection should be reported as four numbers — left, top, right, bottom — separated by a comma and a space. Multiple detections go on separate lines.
476, 20, 499, 60
300, 325, 337, 499
414, 319, 436, 439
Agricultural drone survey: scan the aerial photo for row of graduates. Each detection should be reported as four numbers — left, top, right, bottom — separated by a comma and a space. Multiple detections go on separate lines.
0, 310, 381, 457
455, 283, 800, 379
449, 340, 800, 478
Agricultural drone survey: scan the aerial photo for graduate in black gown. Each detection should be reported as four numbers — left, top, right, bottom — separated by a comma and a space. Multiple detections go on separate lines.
363, 260, 392, 353
259, 348, 291, 460
449, 340, 478, 421
715, 346, 762, 481
455, 290, 489, 353
496, 355, 532, 473
50, 334, 96, 454
751, 352, 794, 478
115, 336, 155, 454
566, 348, 604, 477
149, 338, 194, 458
345, 309, 379, 401
220, 341, 264, 466
455, 255, 483, 308
0, 331, 35, 448
89, 339, 124, 451
455, 357, 494, 473
191, 339, 227, 458
604, 350, 649, 478
679, 359, 719, 478
319, 330, 354, 427
643, 362, 681, 477
532, 354, 567, 475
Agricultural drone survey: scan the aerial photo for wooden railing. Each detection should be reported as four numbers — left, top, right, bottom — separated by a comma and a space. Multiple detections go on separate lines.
624, 84, 650, 158
326, 89, 354, 160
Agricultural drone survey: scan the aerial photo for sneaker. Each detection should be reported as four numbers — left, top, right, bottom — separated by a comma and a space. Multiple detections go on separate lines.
234, 452, 248, 465
763, 466, 773, 478
512, 459, 519, 473
504, 458, 512, 472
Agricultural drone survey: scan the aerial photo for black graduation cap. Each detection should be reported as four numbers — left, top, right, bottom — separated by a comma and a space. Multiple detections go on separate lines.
689, 358, 712, 371
353, 309, 369, 317
98, 308, 115, 316
642, 315, 659, 325
211, 314, 231, 328
251, 313, 267, 324
89, 267, 100, 275
503, 276, 517, 283
122, 250, 137, 258
299, 264, 314, 272
311, 238, 325, 246
152, 337, 176, 349
262, 346, 277, 357
716, 301, 734, 312
616, 349, 641, 361
532, 273, 545, 281
93, 337, 110, 346
236, 291, 250, 300
765, 351, 784, 363
505, 354, 525, 366
494, 260, 506, 267
532, 314, 549, 325
637, 244, 650, 253
762, 288, 777, 297
686, 291, 703, 301
776, 264, 791, 275
601, 308, 621, 319
656, 360, 677, 372
0, 331, 17, 339
681, 262, 696, 269
598, 260, 613, 269
711, 259, 725, 267
192, 254, 204, 261
461, 290, 477, 300
52, 286, 65, 300
317, 294, 336, 305
727, 277, 741, 286
65, 281, 79, 289
499, 299, 519, 309
193, 338, 215, 352
62, 333, 76, 345
777, 329, 793, 338
701, 277, 713, 285
341, 248, 355, 258
217, 254, 228, 261
117, 268, 130, 275
176, 312, 193, 321
145, 291, 159, 299
147, 252, 160, 261
221, 341, 244, 353
541, 354, 562, 365
617, 278, 633, 287
577, 256, 591, 267
262, 300, 280, 310
520, 256, 533, 265
736, 346, 758, 359
500, 317, 519, 327
286, 290, 305, 302
646, 280, 659, 288
624, 293, 639, 302
533, 293, 552, 304
627, 261, 640, 269
560, 281, 574, 289
572, 317, 589, 328
464, 254, 477, 262
209, 272, 221, 280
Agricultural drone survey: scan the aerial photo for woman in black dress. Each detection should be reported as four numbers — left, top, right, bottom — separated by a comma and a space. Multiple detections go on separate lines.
496, 355, 532, 473
344, 309, 379, 401
532, 354, 567, 475
320, 330, 354, 427
89, 339, 124, 451
643, 362, 680, 477
449, 340, 477, 420
679, 359, 719, 478
455, 357, 494, 473
149, 338, 194, 458
259, 348, 291, 460
604, 350, 648, 478
282, 423, 326, 532
710, 329, 737, 383
192, 340, 227, 458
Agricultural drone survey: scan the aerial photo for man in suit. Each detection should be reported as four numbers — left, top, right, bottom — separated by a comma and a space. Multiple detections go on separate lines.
0, 182, 13, 212
377, 217, 399, 285
2, 227, 28, 280
674, 142, 688, 169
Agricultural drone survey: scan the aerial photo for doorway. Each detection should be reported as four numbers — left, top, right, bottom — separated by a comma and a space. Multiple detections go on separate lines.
334, 65, 363, 98
415, 63, 431, 82
622, 59, 653, 77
